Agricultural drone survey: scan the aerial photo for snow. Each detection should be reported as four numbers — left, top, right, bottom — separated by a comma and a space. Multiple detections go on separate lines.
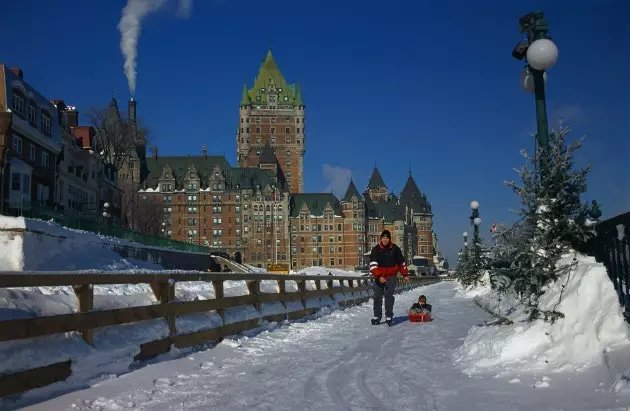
10, 282, 630, 411
454, 252, 630, 376
0, 214, 372, 395
0, 215, 207, 272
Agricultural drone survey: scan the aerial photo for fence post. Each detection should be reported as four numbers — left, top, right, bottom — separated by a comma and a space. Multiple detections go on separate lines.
73, 284, 94, 345
297, 280, 307, 309
247, 280, 261, 312
150, 280, 176, 335
277, 279, 286, 309
212, 280, 225, 322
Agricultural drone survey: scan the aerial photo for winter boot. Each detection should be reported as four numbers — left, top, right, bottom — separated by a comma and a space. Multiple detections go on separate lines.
371, 317, 381, 325
385, 317, 393, 326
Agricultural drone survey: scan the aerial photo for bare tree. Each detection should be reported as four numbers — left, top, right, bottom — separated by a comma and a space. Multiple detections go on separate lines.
85, 105, 150, 172
133, 194, 164, 236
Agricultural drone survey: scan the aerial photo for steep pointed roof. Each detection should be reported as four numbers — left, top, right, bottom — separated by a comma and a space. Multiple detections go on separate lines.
400, 174, 432, 214
259, 142, 277, 164
243, 49, 302, 108
293, 83, 303, 106
368, 168, 387, 189
240, 83, 251, 106
109, 96, 118, 109
342, 179, 361, 202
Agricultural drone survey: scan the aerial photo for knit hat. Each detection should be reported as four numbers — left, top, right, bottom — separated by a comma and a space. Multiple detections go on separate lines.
380, 230, 391, 239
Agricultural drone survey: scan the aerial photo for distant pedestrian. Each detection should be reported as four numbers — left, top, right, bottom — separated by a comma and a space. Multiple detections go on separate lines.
369, 230, 409, 326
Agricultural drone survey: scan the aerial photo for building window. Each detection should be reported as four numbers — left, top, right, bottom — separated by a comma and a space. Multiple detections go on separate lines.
12, 135, 22, 154
256, 136, 261, 143
29, 145, 35, 161
40, 112, 52, 135
28, 104, 37, 125
41, 151, 49, 168
285, 136, 290, 144
256, 127, 261, 133
11, 173, 30, 194
285, 127, 290, 134
12, 92, 24, 116
187, 195, 197, 201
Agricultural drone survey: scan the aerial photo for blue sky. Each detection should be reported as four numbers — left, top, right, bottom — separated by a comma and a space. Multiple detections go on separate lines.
3, 0, 628, 265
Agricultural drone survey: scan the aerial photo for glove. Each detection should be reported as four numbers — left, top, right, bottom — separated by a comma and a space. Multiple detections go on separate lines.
400, 263, 409, 276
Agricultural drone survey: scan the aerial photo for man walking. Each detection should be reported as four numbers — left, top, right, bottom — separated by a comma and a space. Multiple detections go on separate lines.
369, 230, 409, 326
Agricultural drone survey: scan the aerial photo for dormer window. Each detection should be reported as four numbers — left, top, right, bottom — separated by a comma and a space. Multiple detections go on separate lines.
12, 92, 25, 116
28, 103, 37, 125
40, 111, 52, 135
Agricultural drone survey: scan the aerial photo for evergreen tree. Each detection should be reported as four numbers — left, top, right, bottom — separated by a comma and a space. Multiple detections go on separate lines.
456, 240, 489, 287
502, 122, 597, 320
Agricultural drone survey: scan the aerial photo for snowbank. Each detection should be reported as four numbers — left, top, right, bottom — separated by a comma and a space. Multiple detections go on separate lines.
453, 252, 630, 375
0, 215, 206, 271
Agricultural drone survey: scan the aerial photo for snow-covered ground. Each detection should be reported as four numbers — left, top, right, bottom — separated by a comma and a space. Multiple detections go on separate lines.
0, 215, 369, 392
7, 281, 630, 411
454, 252, 630, 377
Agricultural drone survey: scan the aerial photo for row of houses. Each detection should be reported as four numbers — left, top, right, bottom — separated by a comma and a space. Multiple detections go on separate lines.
0, 65, 123, 223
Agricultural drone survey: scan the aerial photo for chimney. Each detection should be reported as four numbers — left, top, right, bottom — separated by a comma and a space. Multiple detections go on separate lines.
201, 144, 207, 159
128, 98, 136, 123
9, 67, 23, 79
151, 146, 158, 160
66, 106, 79, 128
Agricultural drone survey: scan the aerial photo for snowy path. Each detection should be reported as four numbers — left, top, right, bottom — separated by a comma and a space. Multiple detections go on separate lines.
19, 282, 630, 411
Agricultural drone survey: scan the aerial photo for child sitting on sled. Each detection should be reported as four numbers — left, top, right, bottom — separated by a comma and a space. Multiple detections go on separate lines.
408, 295, 432, 314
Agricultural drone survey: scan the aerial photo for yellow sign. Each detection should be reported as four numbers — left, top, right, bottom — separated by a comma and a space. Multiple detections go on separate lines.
267, 264, 289, 274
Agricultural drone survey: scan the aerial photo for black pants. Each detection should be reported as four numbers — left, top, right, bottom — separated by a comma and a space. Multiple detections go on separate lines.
373, 276, 397, 319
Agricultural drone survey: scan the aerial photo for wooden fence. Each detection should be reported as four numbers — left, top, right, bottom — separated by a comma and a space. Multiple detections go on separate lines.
0, 272, 439, 397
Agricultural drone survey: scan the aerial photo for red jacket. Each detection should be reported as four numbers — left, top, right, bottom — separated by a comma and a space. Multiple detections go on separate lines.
369, 242, 408, 278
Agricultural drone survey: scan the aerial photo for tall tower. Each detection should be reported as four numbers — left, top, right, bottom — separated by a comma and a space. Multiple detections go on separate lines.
237, 49, 306, 193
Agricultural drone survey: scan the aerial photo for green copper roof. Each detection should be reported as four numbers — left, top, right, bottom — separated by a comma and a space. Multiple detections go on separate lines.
259, 142, 277, 164
142, 155, 287, 192
240, 83, 251, 106
289, 193, 341, 218
242, 49, 303, 107
399, 175, 432, 214
342, 179, 361, 202
368, 168, 387, 189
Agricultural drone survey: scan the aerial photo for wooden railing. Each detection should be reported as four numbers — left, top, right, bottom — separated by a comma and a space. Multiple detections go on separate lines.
0, 272, 439, 397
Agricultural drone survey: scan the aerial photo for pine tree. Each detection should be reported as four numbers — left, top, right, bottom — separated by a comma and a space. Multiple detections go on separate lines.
456, 240, 489, 287
503, 122, 597, 320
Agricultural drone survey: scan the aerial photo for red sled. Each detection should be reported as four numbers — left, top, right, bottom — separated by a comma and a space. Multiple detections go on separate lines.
408, 313, 432, 323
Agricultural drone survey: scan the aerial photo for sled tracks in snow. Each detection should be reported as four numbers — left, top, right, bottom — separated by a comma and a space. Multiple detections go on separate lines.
302, 326, 444, 411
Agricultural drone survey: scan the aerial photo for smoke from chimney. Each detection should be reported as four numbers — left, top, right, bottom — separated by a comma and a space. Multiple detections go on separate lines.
118, 0, 194, 96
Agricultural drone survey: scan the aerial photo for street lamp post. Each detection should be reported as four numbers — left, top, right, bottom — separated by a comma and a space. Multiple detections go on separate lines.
462, 232, 468, 248
469, 201, 481, 245
102, 202, 111, 235
512, 11, 559, 174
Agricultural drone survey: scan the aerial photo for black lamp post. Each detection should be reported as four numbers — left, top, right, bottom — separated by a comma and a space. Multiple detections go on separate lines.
512, 11, 559, 176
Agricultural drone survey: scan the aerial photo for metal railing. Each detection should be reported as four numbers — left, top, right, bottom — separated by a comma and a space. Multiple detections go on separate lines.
13, 203, 210, 253
579, 211, 630, 316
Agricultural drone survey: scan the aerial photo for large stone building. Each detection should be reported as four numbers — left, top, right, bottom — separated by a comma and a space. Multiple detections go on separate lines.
237, 49, 305, 193
136, 49, 436, 270
138, 145, 291, 266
